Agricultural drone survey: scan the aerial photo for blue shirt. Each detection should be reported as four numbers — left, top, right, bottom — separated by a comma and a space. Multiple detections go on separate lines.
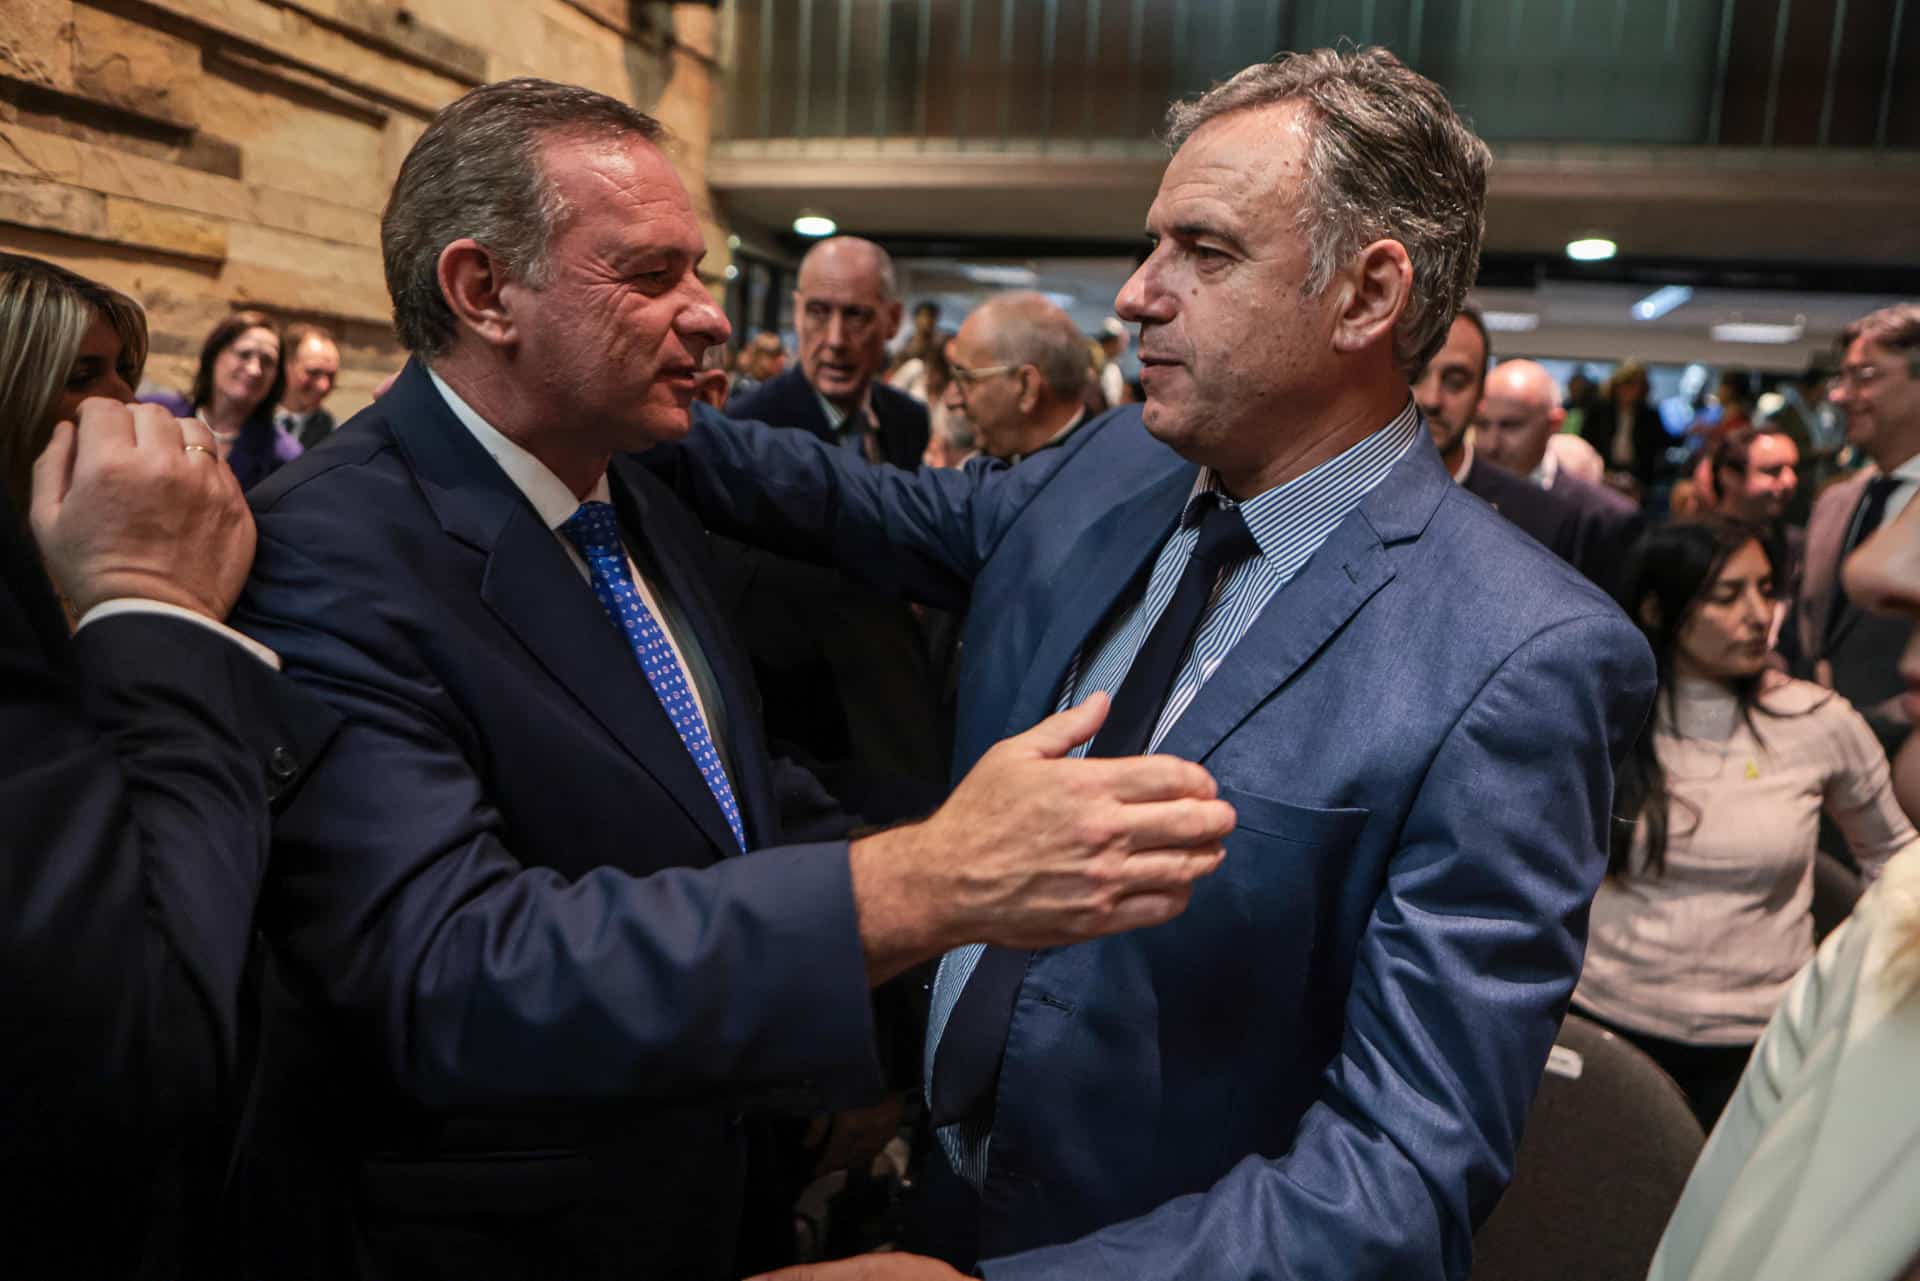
925, 399, 1424, 1187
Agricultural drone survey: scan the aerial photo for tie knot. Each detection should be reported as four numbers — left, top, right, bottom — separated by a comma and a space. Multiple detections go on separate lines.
1189, 497, 1258, 571
560, 500, 623, 558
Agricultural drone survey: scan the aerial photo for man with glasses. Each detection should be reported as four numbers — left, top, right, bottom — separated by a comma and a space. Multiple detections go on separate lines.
942, 292, 1092, 464
1784, 303, 1920, 758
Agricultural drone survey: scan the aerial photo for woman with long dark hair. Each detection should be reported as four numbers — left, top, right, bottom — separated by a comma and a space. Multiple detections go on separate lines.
1573, 517, 1918, 1127
190, 309, 300, 488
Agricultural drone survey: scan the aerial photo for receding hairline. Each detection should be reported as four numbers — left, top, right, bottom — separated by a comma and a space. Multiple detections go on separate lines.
796, 236, 898, 302
1486, 359, 1560, 408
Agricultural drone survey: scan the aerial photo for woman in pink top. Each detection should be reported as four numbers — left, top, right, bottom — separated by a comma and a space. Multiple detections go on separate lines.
1573, 516, 1917, 1128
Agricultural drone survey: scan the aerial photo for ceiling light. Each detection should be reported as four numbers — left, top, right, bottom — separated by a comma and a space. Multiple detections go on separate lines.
1633, 285, 1692, 321
1711, 321, 1805, 344
1565, 237, 1617, 262
792, 213, 837, 238
1482, 310, 1541, 332
959, 264, 1039, 287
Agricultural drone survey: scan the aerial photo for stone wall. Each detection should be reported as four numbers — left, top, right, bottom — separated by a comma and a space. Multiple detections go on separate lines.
0, 0, 726, 419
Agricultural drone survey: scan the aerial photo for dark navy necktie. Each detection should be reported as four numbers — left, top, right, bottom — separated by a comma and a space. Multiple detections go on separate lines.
1828, 475, 1900, 645
928, 496, 1257, 1129
561, 500, 746, 854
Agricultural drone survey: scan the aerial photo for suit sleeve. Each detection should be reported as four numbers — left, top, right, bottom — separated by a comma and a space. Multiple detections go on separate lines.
1, 557, 337, 1252
981, 612, 1656, 1281
646, 403, 1067, 611
237, 526, 885, 1111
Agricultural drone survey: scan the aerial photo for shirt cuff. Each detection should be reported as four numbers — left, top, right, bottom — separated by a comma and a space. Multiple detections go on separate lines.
75, 598, 282, 670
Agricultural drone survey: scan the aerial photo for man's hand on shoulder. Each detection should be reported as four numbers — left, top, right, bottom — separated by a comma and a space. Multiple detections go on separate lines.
848, 692, 1235, 983
31, 398, 254, 621
749, 1252, 970, 1280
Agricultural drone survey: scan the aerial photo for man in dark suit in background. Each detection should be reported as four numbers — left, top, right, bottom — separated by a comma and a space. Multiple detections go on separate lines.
1413, 306, 1586, 572
275, 322, 342, 448
3, 397, 336, 1278
725, 238, 944, 815
230, 79, 1231, 1281
1478, 357, 1644, 593
1784, 303, 1920, 760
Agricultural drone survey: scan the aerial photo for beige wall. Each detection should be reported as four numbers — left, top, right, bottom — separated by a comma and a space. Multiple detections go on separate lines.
0, 0, 727, 421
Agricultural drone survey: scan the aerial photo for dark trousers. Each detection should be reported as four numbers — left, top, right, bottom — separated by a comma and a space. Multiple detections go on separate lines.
1583, 1010, 1755, 1132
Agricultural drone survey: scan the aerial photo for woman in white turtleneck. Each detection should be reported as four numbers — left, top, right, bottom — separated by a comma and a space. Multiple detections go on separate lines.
1573, 517, 1919, 1129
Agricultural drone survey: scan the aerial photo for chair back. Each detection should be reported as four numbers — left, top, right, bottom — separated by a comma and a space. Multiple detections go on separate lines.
1472, 1013, 1706, 1281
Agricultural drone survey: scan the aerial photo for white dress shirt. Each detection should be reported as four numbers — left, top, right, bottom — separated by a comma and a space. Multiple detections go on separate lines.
425, 368, 731, 772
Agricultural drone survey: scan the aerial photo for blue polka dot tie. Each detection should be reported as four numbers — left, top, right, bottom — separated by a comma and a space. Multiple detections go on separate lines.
561, 501, 747, 854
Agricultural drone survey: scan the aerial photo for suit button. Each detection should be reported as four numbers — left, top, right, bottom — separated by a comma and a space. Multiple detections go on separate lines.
268, 747, 298, 780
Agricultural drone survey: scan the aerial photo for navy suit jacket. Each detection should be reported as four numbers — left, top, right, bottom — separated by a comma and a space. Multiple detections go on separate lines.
0, 495, 336, 1277
1544, 467, 1645, 597
661, 402, 1655, 1280
230, 362, 884, 1279
726, 365, 929, 468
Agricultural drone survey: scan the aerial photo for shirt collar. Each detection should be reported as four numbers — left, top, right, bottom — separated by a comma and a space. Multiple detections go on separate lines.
815, 384, 873, 434
1008, 409, 1086, 465
1451, 433, 1475, 485
1885, 455, 1920, 485
1182, 397, 1422, 573
1528, 447, 1560, 490
427, 366, 610, 528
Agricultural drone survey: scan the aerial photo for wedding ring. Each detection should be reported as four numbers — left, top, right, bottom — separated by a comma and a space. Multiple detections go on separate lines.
183, 443, 215, 459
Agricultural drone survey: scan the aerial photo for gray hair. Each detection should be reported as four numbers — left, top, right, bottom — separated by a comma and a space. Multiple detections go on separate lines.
382, 77, 665, 358
1165, 47, 1490, 380
973, 291, 1091, 401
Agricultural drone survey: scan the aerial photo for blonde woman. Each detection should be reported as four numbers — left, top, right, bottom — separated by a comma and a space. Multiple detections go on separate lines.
1650, 493, 1920, 1281
0, 251, 148, 512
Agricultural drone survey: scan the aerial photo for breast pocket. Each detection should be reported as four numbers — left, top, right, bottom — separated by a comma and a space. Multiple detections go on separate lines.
1209, 786, 1371, 940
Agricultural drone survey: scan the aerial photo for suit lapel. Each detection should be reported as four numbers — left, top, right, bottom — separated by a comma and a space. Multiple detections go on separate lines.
608, 457, 778, 846
383, 360, 741, 860
1820, 473, 1880, 653
1003, 466, 1195, 738
1154, 441, 1443, 765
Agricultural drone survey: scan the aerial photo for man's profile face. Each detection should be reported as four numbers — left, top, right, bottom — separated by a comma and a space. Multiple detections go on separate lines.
1834, 334, 1920, 454
504, 133, 729, 451
1720, 434, 1799, 523
1412, 314, 1486, 458
1114, 101, 1339, 487
941, 318, 1024, 460
794, 254, 900, 406
1474, 381, 1556, 476
283, 335, 340, 414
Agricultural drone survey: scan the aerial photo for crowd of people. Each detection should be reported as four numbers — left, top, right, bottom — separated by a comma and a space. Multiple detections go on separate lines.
3, 42, 1919, 1281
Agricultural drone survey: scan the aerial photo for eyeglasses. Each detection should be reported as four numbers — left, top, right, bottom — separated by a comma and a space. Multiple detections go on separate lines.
948, 361, 1019, 390
1834, 365, 1890, 390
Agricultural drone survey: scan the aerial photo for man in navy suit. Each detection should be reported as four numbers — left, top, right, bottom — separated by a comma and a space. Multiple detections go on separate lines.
661, 48, 1654, 1281
229, 79, 1232, 1280
725, 237, 945, 813
1477, 358, 1645, 593
3, 397, 336, 1278
1413, 307, 1588, 573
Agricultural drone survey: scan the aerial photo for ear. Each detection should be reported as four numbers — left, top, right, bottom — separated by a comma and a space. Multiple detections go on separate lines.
881, 298, 904, 343
1637, 592, 1663, 629
1330, 238, 1413, 359
1016, 365, 1042, 414
437, 238, 518, 350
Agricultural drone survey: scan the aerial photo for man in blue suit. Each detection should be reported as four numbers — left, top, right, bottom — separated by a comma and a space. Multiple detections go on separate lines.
229, 80, 1232, 1279
660, 48, 1656, 1281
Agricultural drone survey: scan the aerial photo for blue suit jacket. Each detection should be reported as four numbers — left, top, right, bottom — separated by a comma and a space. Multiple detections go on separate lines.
661, 402, 1656, 1280
229, 363, 884, 1279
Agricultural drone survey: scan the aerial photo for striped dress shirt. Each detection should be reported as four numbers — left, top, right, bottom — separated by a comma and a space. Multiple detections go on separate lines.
926, 399, 1423, 1188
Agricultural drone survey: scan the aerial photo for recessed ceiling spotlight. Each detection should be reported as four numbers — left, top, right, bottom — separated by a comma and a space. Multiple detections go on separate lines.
792, 213, 838, 238
1565, 237, 1617, 262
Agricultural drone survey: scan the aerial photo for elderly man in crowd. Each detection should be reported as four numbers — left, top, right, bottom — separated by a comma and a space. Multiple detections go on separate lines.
942, 292, 1093, 464
1476, 358, 1643, 591
720, 237, 948, 813
661, 46, 1653, 1281
274, 322, 342, 448
228, 78, 1232, 1280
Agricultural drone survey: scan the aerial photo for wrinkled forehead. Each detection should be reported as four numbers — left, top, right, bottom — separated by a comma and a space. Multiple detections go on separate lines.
1150, 102, 1314, 228
798, 258, 891, 309
540, 131, 703, 255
